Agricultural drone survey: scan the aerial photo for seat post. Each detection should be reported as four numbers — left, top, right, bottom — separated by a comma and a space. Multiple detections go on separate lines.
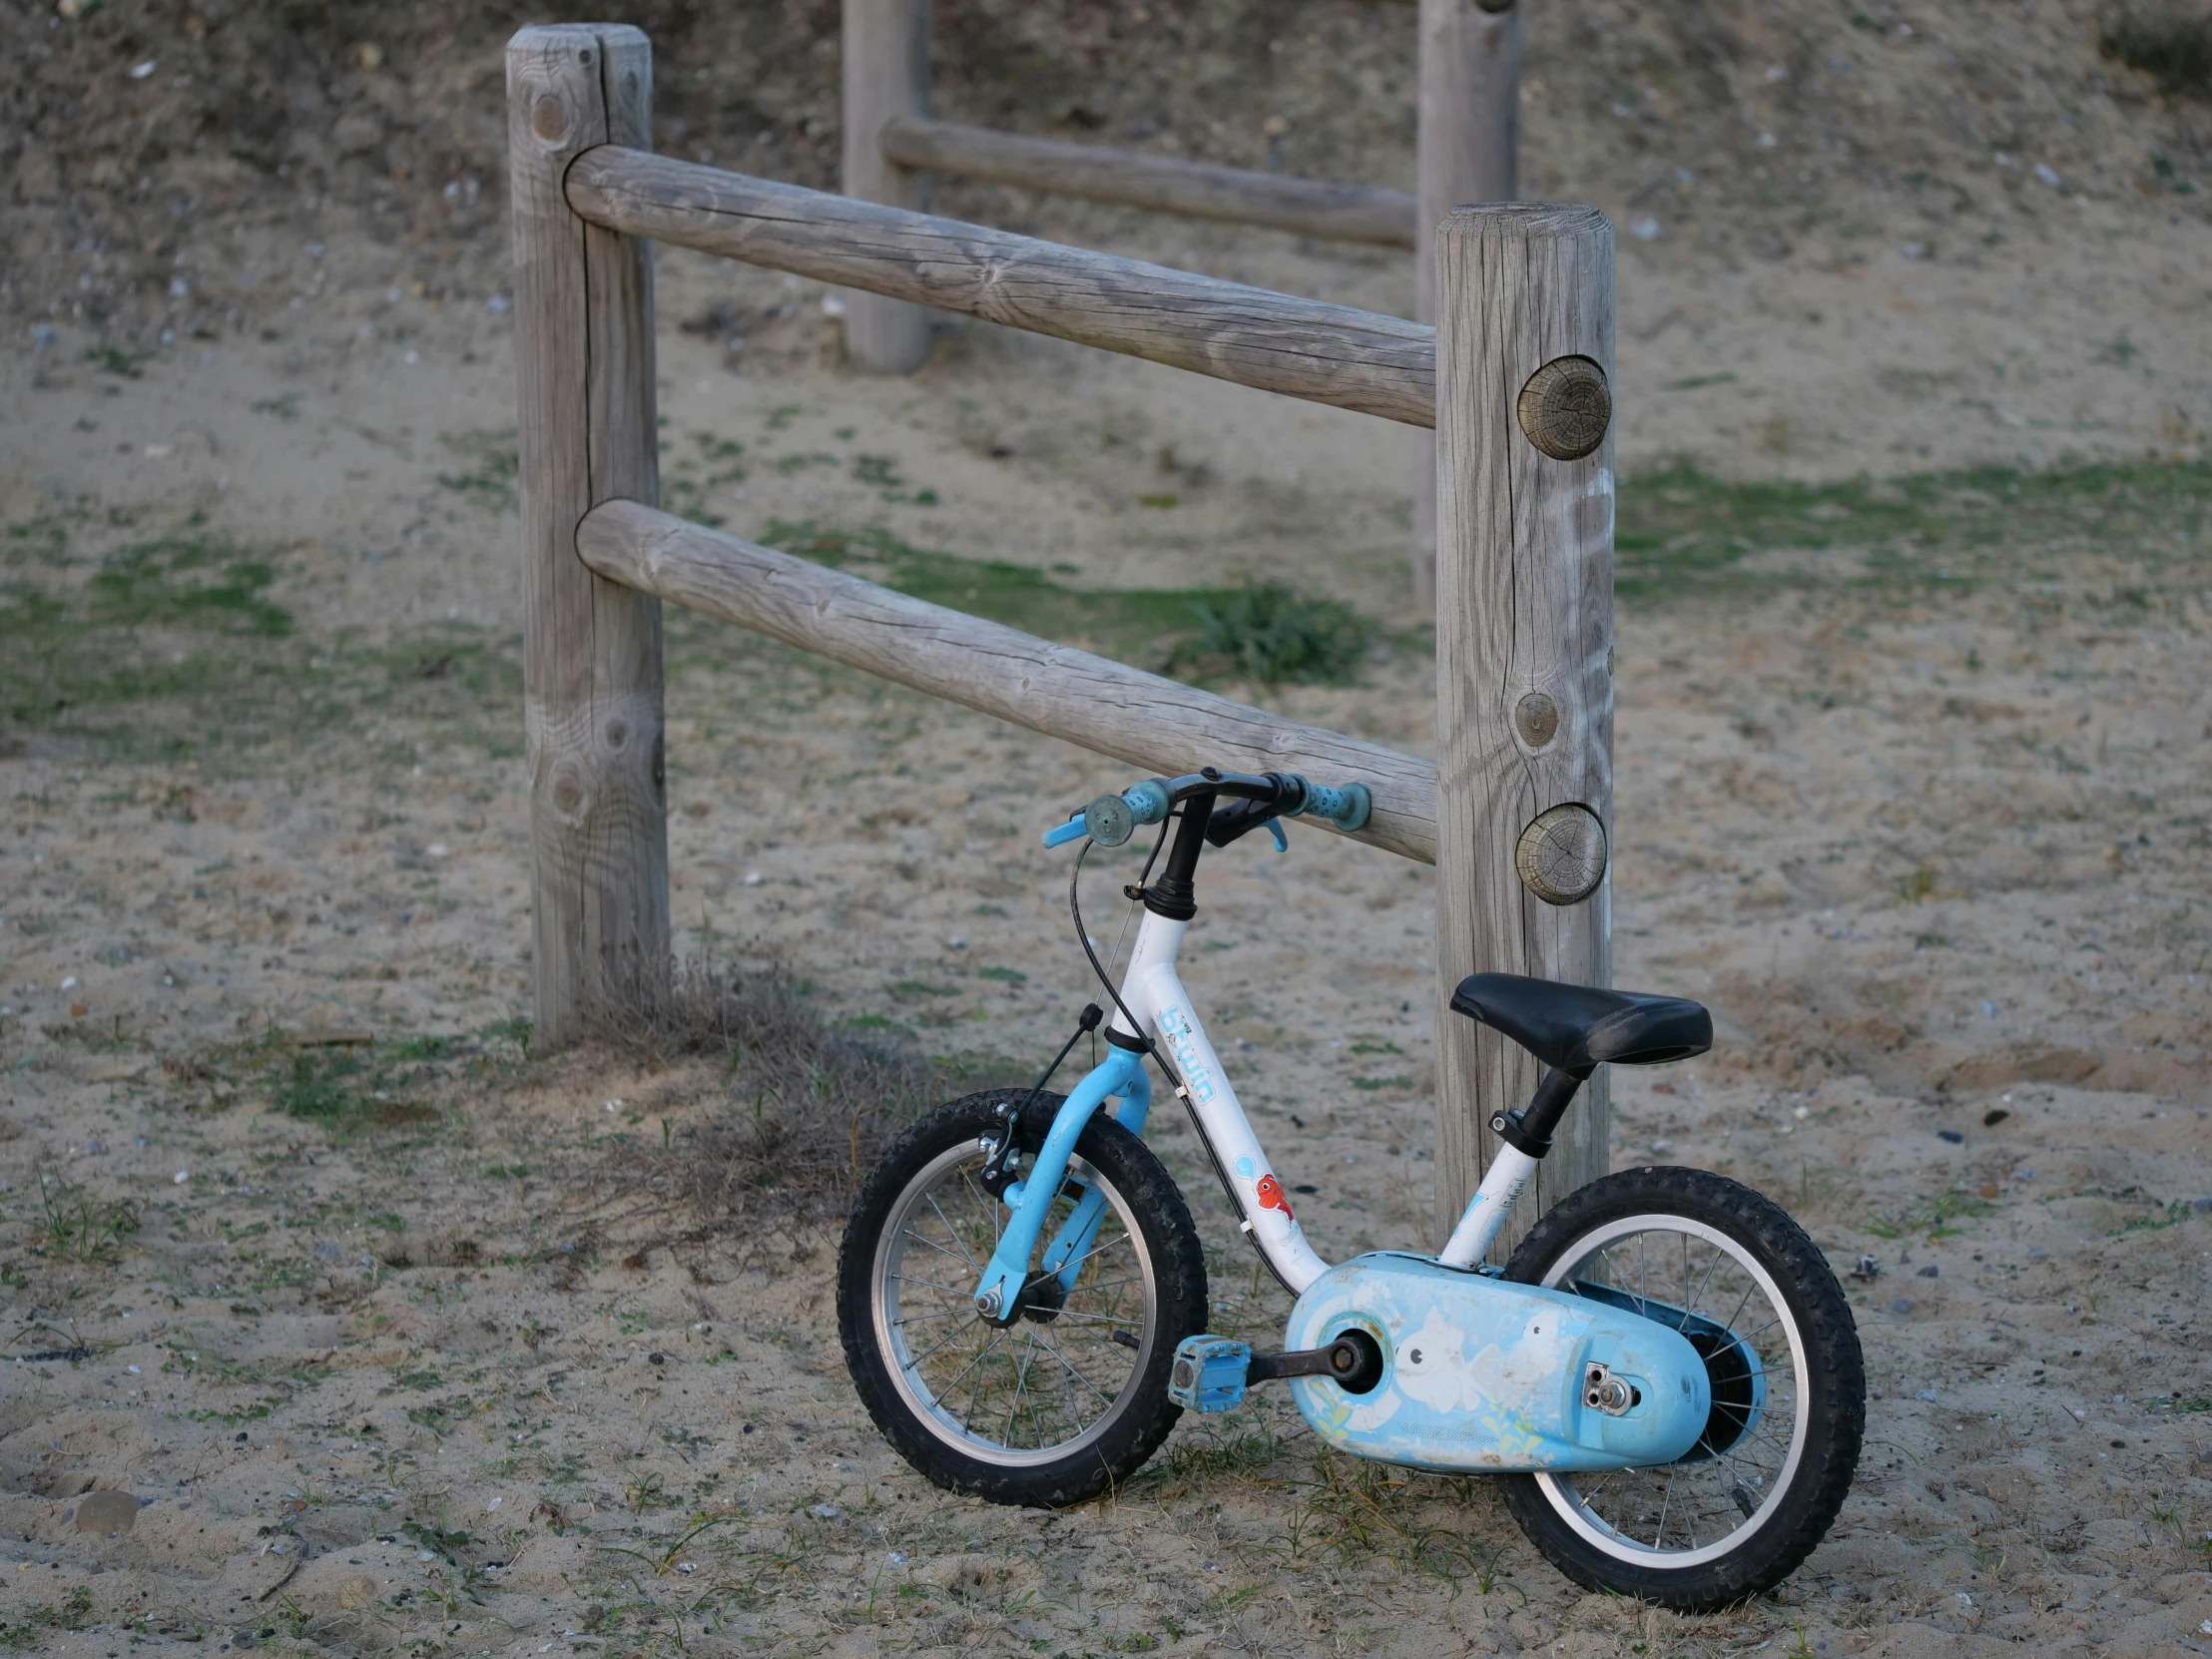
1489, 1067, 1583, 1161
1438, 1068, 1586, 1268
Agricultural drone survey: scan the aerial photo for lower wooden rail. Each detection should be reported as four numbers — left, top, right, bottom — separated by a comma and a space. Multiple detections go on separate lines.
878, 116, 1418, 250
576, 499, 1440, 865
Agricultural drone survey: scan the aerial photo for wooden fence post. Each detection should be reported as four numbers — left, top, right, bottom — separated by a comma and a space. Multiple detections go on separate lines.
1412, 0, 1519, 611
841, 0, 934, 371
507, 24, 670, 1047
1431, 204, 1614, 1257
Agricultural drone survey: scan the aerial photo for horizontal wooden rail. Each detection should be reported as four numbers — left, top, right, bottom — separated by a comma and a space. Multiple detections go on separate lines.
878, 116, 1417, 250
577, 500, 1439, 863
565, 148, 1436, 427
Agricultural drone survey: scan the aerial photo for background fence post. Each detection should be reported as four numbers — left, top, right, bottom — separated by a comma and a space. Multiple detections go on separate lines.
842, 0, 934, 371
507, 24, 670, 1048
1412, 0, 1519, 612
1431, 203, 1614, 1257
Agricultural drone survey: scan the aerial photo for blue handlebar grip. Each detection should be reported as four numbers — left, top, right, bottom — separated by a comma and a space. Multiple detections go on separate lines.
1303, 782, 1373, 833
1123, 780, 1170, 824
1042, 815, 1089, 848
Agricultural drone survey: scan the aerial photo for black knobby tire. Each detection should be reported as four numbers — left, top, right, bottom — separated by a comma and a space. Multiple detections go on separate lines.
836, 1090, 1209, 1507
1497, 1166, 1865, 1612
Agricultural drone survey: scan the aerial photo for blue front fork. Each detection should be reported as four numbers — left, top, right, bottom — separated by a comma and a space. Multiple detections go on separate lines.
971, 1046, 1152, 1321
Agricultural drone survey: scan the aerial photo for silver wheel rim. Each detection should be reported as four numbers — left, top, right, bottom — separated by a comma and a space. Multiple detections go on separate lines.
871, 1139, 1158, 1467
1532, 1213, 1810, 1569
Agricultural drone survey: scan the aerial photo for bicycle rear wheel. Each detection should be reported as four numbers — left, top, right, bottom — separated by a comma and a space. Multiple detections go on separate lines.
1499, 1166, 1864, 1611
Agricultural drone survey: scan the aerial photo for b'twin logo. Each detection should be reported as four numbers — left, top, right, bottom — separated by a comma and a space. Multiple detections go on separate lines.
1156, 1006, 1216, 1104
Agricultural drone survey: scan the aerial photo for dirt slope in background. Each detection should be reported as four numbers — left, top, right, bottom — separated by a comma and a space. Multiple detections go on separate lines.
6, 0, 2211, 440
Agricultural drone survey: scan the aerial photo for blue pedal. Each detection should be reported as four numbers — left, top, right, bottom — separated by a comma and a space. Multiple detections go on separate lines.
1168, 1336, 1252, 1413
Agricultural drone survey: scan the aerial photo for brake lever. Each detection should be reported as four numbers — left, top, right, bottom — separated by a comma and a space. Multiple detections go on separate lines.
1204, 795, 1290, 851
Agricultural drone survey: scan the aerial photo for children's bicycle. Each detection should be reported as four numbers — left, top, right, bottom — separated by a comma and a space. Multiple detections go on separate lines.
837, 767, 1864, 1610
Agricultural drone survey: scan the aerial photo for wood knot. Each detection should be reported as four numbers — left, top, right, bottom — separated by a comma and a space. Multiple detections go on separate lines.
531, 94, 568, 144
1513, 692, 1560, 750
604, 716, 629, 752
1514, 804, 1607, 905
550, 768, 587, 819
1475, 0, 1516, 12
1516, 356, 1611, 461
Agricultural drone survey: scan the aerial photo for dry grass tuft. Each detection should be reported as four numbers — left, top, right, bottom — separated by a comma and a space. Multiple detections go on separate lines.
587, 959, 996, 1247
2101, 3, 2212, 95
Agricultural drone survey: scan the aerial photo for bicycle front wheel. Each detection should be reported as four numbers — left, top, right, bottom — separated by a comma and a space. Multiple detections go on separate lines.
836, 1091, 1208, 1506
1499, 1166, 1865, 1611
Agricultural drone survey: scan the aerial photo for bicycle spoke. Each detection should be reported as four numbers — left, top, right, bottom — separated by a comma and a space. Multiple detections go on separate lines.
888, 1273, 968, 1299
925, 1194, 980, 1272
957, 1169, 1005, 1254
898, 1228, 977, 1270
1680, 1246, 1724, 1328
904, 1314, 982, 1376
1059, 1228, 1135, 1276
1039, 1330, 1116, 1406
1719, 1280, 1759, 1340
1004, 1329, 1040, 1446
940, 1328, 1004, 1429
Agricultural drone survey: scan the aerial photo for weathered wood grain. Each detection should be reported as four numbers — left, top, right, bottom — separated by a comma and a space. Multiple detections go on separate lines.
566, 148, 1438, 427
841, 0, 934, 371
879, 116, 1418, 249
1431, 203, 1614, 1255
508, 25, 669, 1046
1412, 0, 1520, 612
576, 500, 1440, 864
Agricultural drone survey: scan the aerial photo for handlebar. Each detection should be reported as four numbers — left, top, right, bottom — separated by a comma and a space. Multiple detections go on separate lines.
1043, 768, 1372, 849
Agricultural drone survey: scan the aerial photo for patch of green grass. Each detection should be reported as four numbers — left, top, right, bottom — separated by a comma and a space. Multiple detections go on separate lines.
3, 515, 70, 569
887, 979, 959, 998
0, 511, 520, 764
0, 1586, 96, 1647
436, 428, 520, 514
1163, 585, 1374, 687
662, 430, 749, 527
1616, 458, 2212, 602
274, 1047, 443, 1130
85, 342, 149, 378
177, 1022, 530, 1140
2101, 5, 2212, 96
1267, 1450, 1503, 1586
31, 1170, 140, 1262
760, 519, 1380, 688
89, 534, 293, 636
1865, 1186, 1999, 1241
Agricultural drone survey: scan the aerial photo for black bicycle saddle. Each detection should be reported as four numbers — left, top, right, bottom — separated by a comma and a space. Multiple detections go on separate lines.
1450, 973, 1712, 1077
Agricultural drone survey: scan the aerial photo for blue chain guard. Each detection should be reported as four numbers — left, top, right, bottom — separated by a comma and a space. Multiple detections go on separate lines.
1282, 1253, 1713, 1473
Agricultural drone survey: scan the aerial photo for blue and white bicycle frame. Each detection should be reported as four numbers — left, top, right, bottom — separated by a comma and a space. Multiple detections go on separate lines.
971, 872, 1718, 1475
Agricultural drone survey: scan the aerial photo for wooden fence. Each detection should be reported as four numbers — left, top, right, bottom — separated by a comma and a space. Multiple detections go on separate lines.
507, 22, 1612, 1252
840, 0, 1521, 609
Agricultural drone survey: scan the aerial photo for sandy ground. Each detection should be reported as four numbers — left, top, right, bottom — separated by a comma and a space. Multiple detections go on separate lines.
3, 170, 2212, 1659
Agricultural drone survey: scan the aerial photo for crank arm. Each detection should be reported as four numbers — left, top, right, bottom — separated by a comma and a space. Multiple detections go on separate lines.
1249, 1331, 1382, 1389
1171, 1330, 1384, 1411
